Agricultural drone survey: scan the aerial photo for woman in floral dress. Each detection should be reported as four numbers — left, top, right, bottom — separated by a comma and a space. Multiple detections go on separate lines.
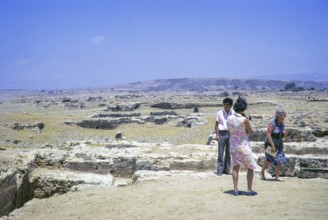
227, 97, 258, 196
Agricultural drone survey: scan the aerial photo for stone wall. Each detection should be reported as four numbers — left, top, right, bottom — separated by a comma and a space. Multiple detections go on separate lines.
1, 141, 328, 217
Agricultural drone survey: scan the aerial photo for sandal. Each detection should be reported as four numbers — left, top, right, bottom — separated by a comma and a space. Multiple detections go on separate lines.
233, 190, 241, 196
275, 177, 284, 182
246, 191, 258, 196
259, 172, 266, 180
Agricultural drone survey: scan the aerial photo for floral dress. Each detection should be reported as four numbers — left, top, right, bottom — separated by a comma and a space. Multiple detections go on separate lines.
227, 113, 257, 169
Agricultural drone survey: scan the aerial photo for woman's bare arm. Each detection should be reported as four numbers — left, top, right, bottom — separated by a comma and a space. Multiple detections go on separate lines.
244, 118, 253, 136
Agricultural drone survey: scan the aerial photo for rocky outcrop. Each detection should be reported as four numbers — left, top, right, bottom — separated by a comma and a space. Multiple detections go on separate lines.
249, 128, 317, 142
132, 170, 216, 183
106, 102, 141, 112
64, 102, 86, 109
208, 128, 318, 145
0, 151, 36, 217
176, 115, 207, 127
285, 129, 317, 142
75, 117, 148, 129
91, 113, 141, 118
150, 111, 178, 116
0, 169, 17, 217
311, 127, 328, 137
7, 122, 45, 131
30, 168, 113, 198
62, 97, 79, 103
74, 113, 207, 129
258, 156, 328, 179
1, 140, 328, 217
150, 102, 219, 109
60, 97, 86, 109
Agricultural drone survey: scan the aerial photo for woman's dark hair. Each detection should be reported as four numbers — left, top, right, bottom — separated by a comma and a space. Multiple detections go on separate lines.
233, 97, 248, 112
222, 97, 233, 106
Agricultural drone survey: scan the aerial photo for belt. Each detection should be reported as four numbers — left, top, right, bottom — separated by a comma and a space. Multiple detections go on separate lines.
219, 130, 229, 132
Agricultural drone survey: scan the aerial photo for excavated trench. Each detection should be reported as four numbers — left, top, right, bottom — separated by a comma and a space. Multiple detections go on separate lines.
1, 143, 328, 218
0, 158, 129, 217
0, 146, 217, 217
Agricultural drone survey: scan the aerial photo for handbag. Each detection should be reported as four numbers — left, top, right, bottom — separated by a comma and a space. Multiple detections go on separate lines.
265, 146, 277, 157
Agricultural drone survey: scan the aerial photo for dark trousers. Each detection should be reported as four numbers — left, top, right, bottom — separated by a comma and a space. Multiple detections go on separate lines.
217, 131, 231, 175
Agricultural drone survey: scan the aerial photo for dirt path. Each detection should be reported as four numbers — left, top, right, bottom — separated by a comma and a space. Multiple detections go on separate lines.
4, 172, 328, 220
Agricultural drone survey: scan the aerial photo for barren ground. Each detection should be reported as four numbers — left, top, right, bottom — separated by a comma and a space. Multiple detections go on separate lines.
1, 89, 328, 220
4, 174, 328, 220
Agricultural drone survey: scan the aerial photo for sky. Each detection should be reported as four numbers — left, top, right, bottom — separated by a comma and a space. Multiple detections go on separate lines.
0, 0, 327, 89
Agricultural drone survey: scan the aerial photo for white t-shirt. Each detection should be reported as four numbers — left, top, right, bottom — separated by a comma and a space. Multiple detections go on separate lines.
216, 109, 233, 131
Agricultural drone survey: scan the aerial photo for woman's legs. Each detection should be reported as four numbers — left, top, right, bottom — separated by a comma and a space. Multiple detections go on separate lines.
247, 168, 254, 192
275, 163, 282, 180
232, 165, 239, 192
260, 161, 270, 179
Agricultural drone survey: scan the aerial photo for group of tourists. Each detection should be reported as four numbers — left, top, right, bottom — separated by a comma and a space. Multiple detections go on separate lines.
215, 97, 287, 196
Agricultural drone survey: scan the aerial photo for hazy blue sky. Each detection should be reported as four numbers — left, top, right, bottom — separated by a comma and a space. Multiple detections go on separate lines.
1, 0, 327, 89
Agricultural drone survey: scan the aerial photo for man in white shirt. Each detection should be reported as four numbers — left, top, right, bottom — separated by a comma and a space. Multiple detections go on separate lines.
215, 98, 234, 175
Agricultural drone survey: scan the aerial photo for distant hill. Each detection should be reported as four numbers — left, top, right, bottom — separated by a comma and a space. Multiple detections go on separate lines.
254, 71, 328, 82
113, 77, 328, 92
1, 72, 327, 91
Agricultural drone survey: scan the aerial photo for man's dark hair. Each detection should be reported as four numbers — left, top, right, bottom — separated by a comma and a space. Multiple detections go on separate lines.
223, 98, 233, 106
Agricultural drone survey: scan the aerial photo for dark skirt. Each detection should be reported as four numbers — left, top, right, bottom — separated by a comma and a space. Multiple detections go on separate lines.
264, 138, 287, 166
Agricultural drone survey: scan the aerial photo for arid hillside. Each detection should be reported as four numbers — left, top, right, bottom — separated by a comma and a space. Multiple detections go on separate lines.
113, 77, 328, 92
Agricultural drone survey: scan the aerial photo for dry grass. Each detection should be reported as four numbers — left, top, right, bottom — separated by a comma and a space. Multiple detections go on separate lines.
0, 90, 327, 148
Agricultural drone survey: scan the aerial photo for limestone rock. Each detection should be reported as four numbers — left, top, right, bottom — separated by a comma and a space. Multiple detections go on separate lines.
7, 122, 45, 131
30, 168, 113, 198
0, 169, 17, 217
106, 102, 140, 112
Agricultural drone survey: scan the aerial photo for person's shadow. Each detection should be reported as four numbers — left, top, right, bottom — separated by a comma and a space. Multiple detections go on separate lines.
224, 190, 245, 196
224, 190, 259, 196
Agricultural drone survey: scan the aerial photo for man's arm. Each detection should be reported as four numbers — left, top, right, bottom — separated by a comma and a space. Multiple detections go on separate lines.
215, 120, 220, 141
